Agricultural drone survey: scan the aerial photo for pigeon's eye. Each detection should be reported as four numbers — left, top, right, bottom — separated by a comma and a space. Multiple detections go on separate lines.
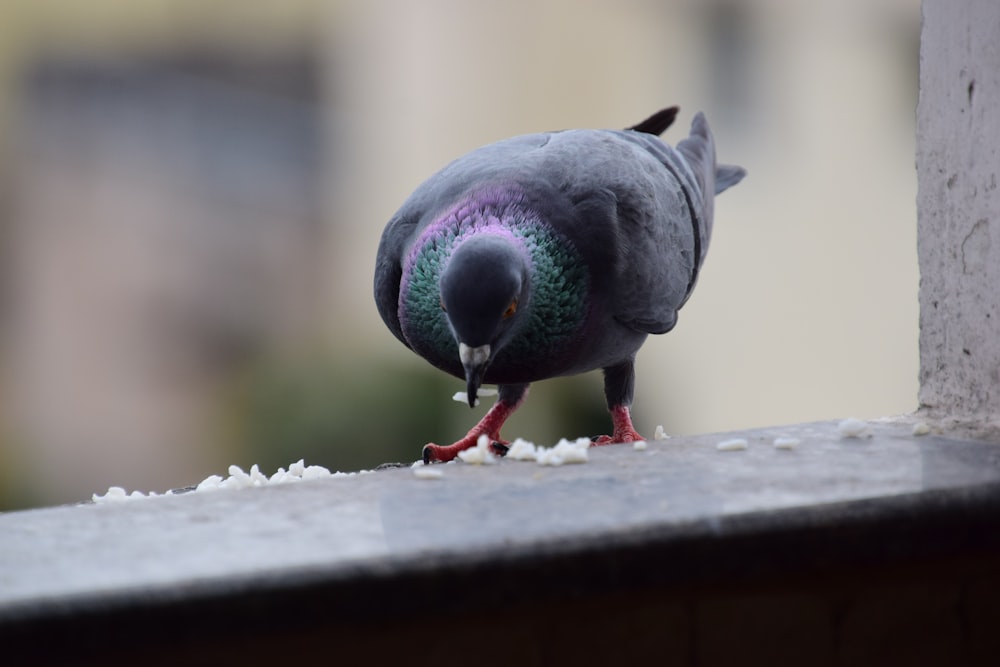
503, 298, 518, 319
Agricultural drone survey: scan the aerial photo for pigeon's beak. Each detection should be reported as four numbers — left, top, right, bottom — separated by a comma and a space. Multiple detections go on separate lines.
459, 342, 490, 408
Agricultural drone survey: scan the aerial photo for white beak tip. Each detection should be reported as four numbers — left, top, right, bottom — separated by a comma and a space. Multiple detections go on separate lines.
459, 343, 491, 367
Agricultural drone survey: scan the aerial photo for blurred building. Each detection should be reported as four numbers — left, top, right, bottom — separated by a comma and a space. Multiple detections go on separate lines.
0, 0, 921, 509
2, 52, 325, 506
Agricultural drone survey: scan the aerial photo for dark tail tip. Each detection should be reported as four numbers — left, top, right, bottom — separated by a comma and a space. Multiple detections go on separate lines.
626, 106, 680, 136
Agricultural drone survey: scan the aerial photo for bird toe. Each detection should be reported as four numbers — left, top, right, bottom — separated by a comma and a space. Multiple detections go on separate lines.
592, 431, 644, 446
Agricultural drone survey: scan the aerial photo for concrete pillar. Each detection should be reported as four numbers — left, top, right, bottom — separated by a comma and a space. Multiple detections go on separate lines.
917, 0, 1000, 437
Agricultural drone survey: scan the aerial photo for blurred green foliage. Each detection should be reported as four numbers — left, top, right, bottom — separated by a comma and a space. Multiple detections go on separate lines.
0, 429, 41, 511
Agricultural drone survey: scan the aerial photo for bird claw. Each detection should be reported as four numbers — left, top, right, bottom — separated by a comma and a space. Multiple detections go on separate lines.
591, 430, 644, 446
421, 444, 436, 465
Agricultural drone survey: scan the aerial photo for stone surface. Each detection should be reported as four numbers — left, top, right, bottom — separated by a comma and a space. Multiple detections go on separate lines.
2, 420, 1000, 663
0, 422, 1000, 619
917, 0, 1000, 434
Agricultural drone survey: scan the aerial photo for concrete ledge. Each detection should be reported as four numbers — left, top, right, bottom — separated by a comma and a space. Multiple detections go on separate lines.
917, 0, 1000, 436
3, 419, 1000, 664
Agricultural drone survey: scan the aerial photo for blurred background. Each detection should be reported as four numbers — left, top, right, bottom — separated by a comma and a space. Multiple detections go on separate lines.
0, 0, 920, 510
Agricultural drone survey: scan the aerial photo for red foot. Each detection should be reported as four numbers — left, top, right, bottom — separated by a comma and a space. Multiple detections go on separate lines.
593, 404, 645, 445
422, 389, 526, 463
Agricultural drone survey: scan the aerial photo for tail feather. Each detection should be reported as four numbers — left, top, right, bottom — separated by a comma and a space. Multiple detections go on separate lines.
715, 164, 746, 194
676, 112, 746, 195
674, 112, 746, 259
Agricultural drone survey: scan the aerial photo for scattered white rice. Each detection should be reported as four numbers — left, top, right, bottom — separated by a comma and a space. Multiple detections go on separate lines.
654, 425, 670, 440
912, 421, 931, 436
633, 440, 648, 451
506, 437, 539, 461
219, 465, 252, 490
451, 387, 498, 406
536, 437, 591, 466
837, 418, 871, 439
773, 437, 801, 450
716, 438, 749, 452
456, 434, 592, 466
457, 434, 499, 465
92, 486, 175, 503
92, 457, 348, 503
267, 467, 295, 485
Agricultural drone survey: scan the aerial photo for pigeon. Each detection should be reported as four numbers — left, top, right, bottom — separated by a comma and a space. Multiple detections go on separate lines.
374, 107, 745, 463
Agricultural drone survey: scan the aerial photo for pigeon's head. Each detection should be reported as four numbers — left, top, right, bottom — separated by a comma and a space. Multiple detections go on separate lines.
440, 234, 529, 407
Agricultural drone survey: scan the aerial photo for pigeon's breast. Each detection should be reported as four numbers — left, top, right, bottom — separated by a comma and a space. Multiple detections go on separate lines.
398, 194, 590, 382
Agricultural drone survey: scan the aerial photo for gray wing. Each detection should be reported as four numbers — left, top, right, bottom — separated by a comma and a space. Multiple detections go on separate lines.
537, 112, 744, 335
605, 130, 703, 335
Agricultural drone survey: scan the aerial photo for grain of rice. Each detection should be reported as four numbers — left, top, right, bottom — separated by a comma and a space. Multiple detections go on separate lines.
716, 438, 748, 451
196, 475, 224, 492
302, 465, 332, 480
413, 466, 445, 479
92, 486, 129, 503
837, 418, 871, 439
451, 388, 498, 405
